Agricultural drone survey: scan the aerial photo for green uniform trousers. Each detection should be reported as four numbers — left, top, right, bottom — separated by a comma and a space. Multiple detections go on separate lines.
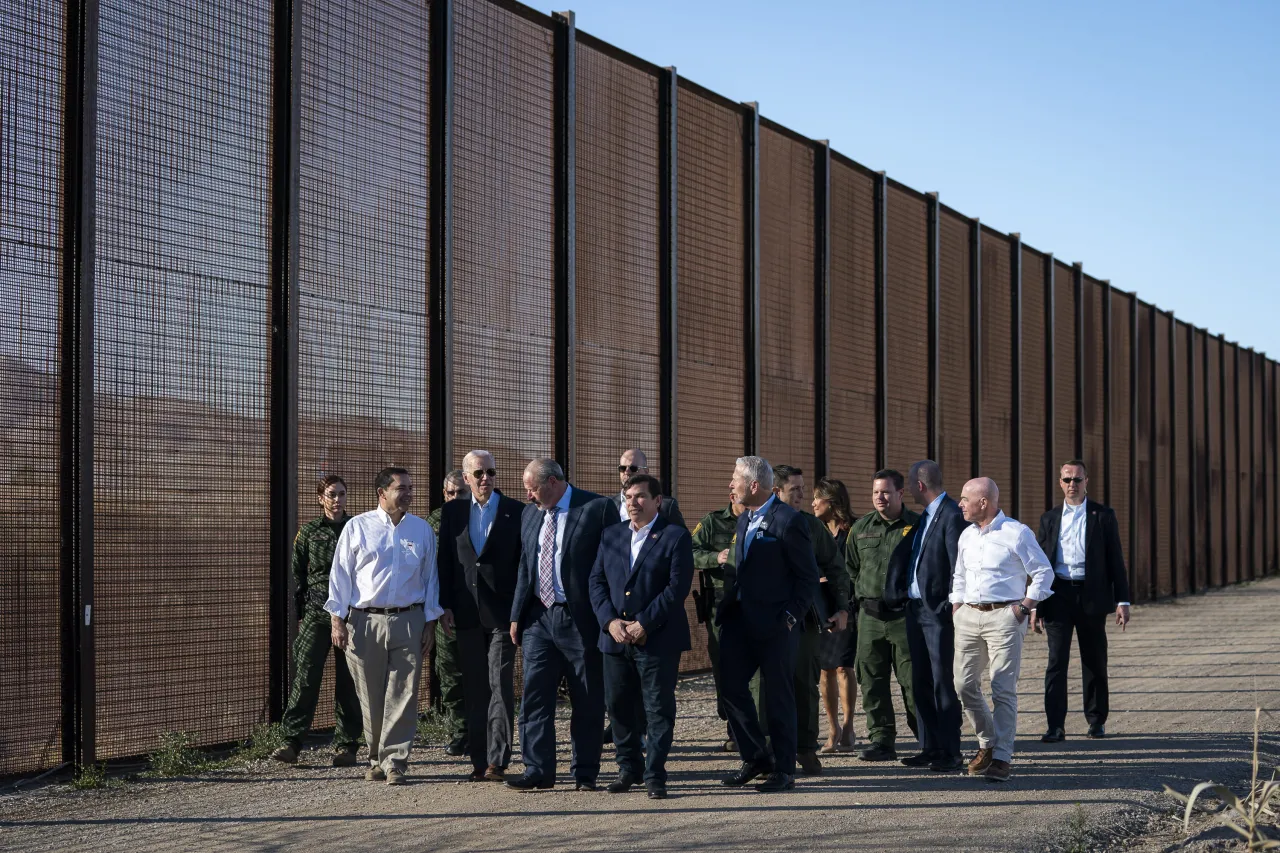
280, 609, 363, 751
750, 620, 821, 753
702, 578, 726, 719
856, 610, 918, 747
434, 620, 468, 739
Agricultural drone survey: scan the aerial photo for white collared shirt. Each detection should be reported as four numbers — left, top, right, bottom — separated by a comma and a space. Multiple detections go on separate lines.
618, 491, 630, 523
470, 490, 499, 555
536, 484, 574, 603
325, 507, 443, 620
743, 495, 777, 558
909, 491, 948, 600
949, 511, 1054, 605
1056, 500, 1088, 580
629, 517, 657, 571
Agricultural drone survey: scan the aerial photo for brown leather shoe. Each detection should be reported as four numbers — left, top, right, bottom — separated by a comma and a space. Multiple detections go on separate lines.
967, 748, 993, 776
484, 765, 505, 782
469, 768, 487, 781
983, 759, 1011, 782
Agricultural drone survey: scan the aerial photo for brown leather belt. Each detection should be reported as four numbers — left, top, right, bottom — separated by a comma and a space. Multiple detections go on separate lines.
354, 603, 422, 615
965, 601, 1017, 612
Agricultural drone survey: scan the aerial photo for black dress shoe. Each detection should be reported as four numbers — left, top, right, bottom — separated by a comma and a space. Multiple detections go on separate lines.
574, 779, 599, 791
722, 759, 774, 787
1087, 723, 1106, 739
445, 736, 469, 757
606, 771, 639, 793
858, 743, 897, 762
797, 750, 823, 776
928, 755, 966, 772
900, 751, 936, 767
1041, 727, 1066, 743
754, 771, 795, 792
602, 724, 614, 745
646, 780, 668, 800
504, 773, 553, 791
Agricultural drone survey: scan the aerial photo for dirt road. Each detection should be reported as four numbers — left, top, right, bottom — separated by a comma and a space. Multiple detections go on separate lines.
4, 578, 1279, 852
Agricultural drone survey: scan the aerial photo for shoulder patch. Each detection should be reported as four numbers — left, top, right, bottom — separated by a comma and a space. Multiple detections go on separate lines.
731, 533, 737, 543
902, 525, 914, 537
692, 522, 702, 536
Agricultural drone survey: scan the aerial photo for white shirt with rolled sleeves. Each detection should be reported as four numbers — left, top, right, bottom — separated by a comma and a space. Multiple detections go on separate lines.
324, 507, 444, 620
949, 511, 1055, 606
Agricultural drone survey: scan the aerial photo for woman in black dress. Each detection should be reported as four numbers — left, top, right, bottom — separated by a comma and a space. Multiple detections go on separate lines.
813, 477, 858, 752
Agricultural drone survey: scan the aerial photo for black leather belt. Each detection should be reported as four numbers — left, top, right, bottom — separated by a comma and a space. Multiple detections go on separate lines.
353, 603, 422, 615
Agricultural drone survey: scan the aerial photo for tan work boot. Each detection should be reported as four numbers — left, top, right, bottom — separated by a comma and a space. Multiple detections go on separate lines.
967, 748, 993, 776
365, 765, 387, 782
983, 759, 1011, 782
386, 768, 407, 786
270, 745, 298, 764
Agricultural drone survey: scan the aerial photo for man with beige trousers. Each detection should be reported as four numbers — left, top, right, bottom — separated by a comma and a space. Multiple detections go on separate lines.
326, 466, 443, 785
950, 478, 1053, 782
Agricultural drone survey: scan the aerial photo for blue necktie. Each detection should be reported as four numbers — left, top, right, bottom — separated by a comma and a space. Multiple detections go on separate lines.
910, 510, 929, 570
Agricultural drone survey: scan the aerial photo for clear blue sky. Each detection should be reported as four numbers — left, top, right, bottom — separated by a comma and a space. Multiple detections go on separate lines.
545, 0, 1278, 356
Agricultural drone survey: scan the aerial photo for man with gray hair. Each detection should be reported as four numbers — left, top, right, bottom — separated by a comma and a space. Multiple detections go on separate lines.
716, 456, 820, 793
505, 457, 618, 791
950, 477, 1054, 782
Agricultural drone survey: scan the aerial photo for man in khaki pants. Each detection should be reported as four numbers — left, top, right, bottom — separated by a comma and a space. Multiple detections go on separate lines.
950, 478, 1053, 782
327, 467, 444, 785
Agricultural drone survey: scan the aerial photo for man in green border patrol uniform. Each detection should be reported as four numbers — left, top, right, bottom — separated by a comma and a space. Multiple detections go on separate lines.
847, 468, 920, 762
691, 490, 745, 751
426, 469, 468, 756
750, 465, 850, 777
272, 474, 363, 766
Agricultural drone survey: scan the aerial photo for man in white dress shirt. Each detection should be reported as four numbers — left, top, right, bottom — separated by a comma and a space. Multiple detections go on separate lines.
326, 467, 442, 785
950, 477, 1053, 782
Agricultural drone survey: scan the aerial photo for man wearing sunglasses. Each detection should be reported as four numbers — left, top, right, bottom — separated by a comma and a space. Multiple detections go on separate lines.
611, 449, 686, 529
436, 451, 525, 781
1033, 460, 1132, 742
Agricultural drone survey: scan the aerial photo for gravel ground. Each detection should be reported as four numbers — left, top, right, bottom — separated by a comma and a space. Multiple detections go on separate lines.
3, 578, 1279, 852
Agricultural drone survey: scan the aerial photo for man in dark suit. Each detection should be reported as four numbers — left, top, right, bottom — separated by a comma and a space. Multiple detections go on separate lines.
610, 448, 686, 529
716, 456, 820, 793
589, 473, 694, 800
437, 450, 524, 782
506, 457, 618, 791
1034, 459, 1132, 741
885, 459, 969, 772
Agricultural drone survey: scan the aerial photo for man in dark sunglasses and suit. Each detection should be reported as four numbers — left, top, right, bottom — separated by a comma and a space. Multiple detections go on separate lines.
1033, 459, 1132, 742
610, 449, 686, 529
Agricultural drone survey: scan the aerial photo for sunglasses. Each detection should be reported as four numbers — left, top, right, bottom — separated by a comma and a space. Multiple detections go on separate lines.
618, 465, 643, 474
470, 468, 497, 479
1061, 477, 1085, 484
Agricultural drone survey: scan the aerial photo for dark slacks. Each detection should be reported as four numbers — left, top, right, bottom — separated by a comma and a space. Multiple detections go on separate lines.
719, 613, 802, 775
603, 646, 680, 783
518, 602, 604, 783
905, 599, 962, 760
750, 619, 821, 752
433, 621, 468, 740
1042, 582, 1111, 729
457, 625, 516, 771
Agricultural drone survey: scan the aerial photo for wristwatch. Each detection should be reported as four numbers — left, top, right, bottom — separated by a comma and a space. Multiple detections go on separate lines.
1016, 603, 1031, 617
784, 611, 798, 629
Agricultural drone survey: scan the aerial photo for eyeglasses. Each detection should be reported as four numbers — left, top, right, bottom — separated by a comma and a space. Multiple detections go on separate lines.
618, 465, 642, 474
470, 468, 497, 479
444, 488, 464, 497
1061, 477, 1084, 484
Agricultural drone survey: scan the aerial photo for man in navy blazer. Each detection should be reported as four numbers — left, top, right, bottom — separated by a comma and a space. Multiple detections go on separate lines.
716, 456, 820, 793
885, 459, 970, 772
589, 473, 693, 800
506, 457, 618, 791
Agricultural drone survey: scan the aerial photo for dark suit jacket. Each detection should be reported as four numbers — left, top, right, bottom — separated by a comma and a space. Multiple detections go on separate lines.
884, 494, 968, 614
1035, 499, 1131, 618
511, 485, 619, 644
609, 492, 687, 530
437, 491, 524, 631
715, 499, 820, 638
588, 516, 694, 656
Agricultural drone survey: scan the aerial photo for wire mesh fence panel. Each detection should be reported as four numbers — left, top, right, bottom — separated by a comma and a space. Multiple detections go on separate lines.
674, 84, 743, 527
573, 42, 661, 499
295, 0, 432, 727
452, 0, 555, 499
1224, 344, 1239, 584
1252, 353, 1264, 580
1269, 358, 1278, 575
1191, 329, 1209, 589
93, 0, 273, 757
1173, 321, 1193, 593
1054, 261, 1078, 467
979, 230, 1014, 507
0, 0, 63, 775
1132, 304, 1153, 602
827, 161, 878, 515
1109, 292, 1133, 581
884, 185, 928, 474
1083, 276, 1107, 500
1020, 247, 1049, 520
1154, 311, 1173, 597
757, 127, 815, 480
1207, 336, 1223, 586
937, 210, 972, 489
